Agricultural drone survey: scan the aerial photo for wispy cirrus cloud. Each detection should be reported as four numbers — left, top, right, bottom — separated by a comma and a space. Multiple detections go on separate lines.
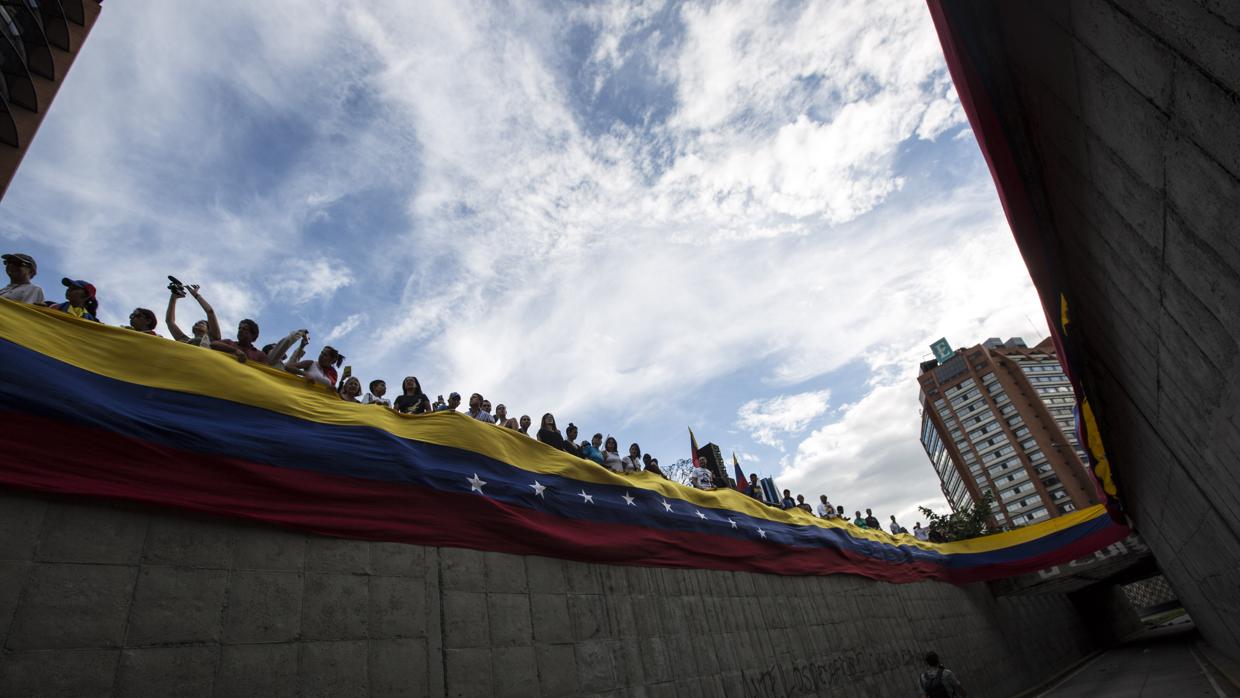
737, 390, 832, 449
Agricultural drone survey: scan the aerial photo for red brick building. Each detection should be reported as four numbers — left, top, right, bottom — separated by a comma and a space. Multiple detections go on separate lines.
918, 337, 1098, 528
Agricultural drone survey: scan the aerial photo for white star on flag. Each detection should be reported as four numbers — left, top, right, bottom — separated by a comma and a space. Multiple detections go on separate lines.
728, 519, 738, 529
530, 481, 546, 498
467, 474, 486, 494
695, 510, 707, 520
622, 492, 636, 506
661, 500, 673, 512
578, 490, 594, 504
756, 528, 767, 539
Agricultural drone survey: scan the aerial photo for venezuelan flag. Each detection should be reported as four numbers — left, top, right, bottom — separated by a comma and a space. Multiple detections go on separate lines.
0, 299, 1129, 584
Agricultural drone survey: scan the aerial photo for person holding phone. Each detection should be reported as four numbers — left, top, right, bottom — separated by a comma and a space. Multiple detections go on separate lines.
165, 280, 221, 347
288, 345, 343, 389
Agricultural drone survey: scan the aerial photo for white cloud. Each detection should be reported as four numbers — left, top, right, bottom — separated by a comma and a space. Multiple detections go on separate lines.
266, 258, 354, 305
737, 389, 832, 449
323, 313, 367, 344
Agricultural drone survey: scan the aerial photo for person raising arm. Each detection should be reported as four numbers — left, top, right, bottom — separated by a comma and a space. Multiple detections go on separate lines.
166, 283, 222, 347
287, 345, 344, 389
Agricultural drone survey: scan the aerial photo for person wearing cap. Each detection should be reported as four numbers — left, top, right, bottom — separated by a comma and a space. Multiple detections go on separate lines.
0, 253, 44, 304
123, 308, 159, 336
51, 278, 100, 322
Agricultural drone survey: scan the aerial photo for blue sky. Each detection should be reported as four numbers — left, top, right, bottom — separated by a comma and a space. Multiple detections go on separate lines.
1, 0, 1046, 525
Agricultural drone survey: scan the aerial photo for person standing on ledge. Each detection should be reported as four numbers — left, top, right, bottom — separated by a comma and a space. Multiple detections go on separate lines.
919, 652, 966, 698
0, 253, 44, 304
864, 508, 881, 530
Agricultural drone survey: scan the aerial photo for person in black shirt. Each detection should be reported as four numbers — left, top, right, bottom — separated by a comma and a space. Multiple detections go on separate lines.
393, 376, 431, 414
562, 423, 583, 457
536, 413, 566, 450
864, 508, 881, 530
644, 457, 666, 479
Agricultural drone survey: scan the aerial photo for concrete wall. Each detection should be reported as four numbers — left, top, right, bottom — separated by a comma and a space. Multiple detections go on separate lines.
960, 0, 1240, 661
0, 490, 1098, 696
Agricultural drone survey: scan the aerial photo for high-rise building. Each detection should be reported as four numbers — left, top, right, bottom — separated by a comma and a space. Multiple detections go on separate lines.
0, 1, 103, 199
917, 337, 1098, 528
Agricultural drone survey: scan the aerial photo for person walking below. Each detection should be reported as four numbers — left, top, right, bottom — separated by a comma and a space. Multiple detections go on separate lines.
919, 652, 966, 697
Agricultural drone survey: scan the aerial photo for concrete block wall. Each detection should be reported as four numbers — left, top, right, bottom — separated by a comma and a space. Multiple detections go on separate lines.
0, 490, 1098, 696
0, 491, 443, 698
974, 0, 1240, 661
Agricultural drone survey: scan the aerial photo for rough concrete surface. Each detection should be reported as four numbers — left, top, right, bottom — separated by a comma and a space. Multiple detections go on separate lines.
0, 490, 1100, 696
957, 0, 1240, 663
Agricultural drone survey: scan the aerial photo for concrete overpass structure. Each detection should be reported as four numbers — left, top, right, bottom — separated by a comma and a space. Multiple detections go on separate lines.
1, 1, 1238, 695
930, 0, 1240, 666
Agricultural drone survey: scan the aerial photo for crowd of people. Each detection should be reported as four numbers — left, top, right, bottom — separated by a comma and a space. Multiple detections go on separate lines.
0, 253, 677, 474
2, 251, 937, 542
718, 462, 936, 540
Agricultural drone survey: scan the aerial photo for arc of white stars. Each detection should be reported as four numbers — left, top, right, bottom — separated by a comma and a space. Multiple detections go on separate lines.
622, 492, 636, 506
467, 474, 486, 494
530, 481, 546, 498
578, 490, 594, 504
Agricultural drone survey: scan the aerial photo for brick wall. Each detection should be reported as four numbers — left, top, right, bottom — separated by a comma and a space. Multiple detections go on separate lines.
967, 0, 1240, 661
0, 490, 1098, 696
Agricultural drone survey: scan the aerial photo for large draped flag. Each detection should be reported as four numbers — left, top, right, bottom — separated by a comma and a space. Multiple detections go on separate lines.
0, 300, 1131, 584
928, 0, 1123, 522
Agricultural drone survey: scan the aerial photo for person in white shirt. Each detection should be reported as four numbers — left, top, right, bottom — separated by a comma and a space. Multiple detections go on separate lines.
889, 515, 905, 535
690, 458, 715, 490
817, 495, 834, 518
621, 443, 643, 473
913, 522, 930, 541
601, 436, 624, 473
0, 253, 44, 305
363, 379, 391, 407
